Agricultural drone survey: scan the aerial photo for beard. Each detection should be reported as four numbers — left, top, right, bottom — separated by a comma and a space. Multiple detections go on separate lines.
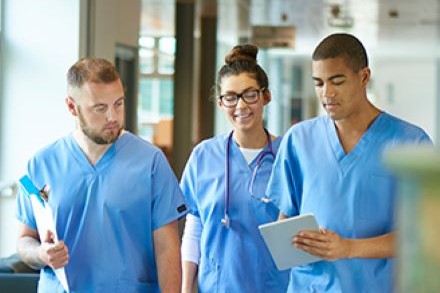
77, 107, 124, 145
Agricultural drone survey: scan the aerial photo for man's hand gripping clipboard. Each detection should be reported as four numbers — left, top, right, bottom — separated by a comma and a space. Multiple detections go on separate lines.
19, 175, 70, 292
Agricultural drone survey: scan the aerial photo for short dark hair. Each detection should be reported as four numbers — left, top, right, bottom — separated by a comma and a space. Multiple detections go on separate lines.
67, 57, 120, 88
216, 44, 268, 97
312, 33, 368, 72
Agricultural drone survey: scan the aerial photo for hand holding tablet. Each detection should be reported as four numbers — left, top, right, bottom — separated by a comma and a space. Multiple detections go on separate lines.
259, 213, 322, 270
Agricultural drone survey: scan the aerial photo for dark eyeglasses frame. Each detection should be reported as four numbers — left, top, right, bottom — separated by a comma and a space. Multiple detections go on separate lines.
219, 87, 266, 108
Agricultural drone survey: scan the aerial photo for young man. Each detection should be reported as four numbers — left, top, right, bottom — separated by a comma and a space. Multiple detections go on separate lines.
16, 58, 187, 292
266, 33, 432, 292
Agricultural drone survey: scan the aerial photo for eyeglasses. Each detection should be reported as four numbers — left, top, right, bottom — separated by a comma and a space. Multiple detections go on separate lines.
219, 88, 265, 108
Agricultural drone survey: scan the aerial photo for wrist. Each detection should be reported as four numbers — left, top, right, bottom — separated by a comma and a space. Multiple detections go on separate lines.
36, 245, 48, 268
345, 238, 354, 259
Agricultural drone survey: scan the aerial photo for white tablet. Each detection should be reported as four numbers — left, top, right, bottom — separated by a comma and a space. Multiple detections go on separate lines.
258, 213, 321, 270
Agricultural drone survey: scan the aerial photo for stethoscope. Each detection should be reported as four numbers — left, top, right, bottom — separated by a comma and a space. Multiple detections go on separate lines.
221, 128, 276, 228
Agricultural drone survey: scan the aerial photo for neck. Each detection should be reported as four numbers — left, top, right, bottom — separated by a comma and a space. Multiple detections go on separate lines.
333, 102, 381, 154
334, 102, 381, 135
73, 129, 123, 165
232, 127, 269, 149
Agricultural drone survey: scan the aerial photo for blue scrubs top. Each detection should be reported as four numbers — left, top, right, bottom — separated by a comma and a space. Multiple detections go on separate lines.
16, 132, 187, 293
180, 134, 289, 293
267, 112, 432, 293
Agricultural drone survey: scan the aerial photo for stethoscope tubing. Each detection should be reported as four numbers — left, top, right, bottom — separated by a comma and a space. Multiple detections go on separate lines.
222, 128, 275, 228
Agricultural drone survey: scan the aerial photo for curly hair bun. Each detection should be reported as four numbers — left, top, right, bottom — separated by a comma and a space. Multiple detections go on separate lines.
224, 44, 258, 65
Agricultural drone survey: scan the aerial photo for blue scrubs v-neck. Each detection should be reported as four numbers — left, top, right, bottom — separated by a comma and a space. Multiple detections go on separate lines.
324, 113, 384, 175
66, 132, 129, 174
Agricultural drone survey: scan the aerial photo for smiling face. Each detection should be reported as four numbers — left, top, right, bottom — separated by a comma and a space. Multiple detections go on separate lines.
218, 73, 270, 133
312, 57, 370, 122
67, 79, 125, 145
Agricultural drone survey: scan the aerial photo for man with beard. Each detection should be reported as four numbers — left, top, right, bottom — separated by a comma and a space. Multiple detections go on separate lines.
16, 58, 187, 293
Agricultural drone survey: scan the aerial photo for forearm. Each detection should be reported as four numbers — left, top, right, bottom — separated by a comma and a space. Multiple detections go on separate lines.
154, 221, 182, 293
181, 214, 201, 293
156, 249, 182, 293
293, 225, 396, 260
17, 236, 45, 269
346, 232, 395, 259
182, 261, 198, 293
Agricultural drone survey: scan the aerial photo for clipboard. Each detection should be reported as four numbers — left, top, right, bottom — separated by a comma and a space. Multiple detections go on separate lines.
19, 175, 70, 292
258, 213, 321, 270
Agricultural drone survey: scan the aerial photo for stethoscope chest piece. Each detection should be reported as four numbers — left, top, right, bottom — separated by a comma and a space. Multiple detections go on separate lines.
221, 214, 230, 228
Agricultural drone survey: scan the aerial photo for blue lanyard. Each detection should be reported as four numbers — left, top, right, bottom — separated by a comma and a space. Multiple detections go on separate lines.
221, 129, 275, 228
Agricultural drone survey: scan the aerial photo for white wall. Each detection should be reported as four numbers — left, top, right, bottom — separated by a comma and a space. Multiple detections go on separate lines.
373, 57, 437, 143
0, 0, 81, 256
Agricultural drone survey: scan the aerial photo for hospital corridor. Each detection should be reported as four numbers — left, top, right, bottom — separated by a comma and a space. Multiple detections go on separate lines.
0, 0, 439, 292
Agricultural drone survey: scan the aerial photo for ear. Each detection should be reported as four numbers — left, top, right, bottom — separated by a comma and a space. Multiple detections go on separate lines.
262, 89, 272, 105
217, 98, 223, 108
66, 97, 78, 116
360, 67, 371, 87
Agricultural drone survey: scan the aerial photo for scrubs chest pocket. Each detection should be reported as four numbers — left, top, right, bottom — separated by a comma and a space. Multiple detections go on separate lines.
249, 198, 279, 226
356, 174, 394, 224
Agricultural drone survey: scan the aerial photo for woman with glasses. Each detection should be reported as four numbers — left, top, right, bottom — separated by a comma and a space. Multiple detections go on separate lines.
180, 44, 289, 293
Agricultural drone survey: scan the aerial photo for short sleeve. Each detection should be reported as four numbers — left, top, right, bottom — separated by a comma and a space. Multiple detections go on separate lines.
16, 182, 38, 230
151, 151, 188, 231
16, 157, 40, 230
266, 131, 302, 217
180, 150, 200, 217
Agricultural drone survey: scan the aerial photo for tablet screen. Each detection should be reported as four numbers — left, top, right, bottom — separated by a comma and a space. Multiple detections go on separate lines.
258, 213, 321, 270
